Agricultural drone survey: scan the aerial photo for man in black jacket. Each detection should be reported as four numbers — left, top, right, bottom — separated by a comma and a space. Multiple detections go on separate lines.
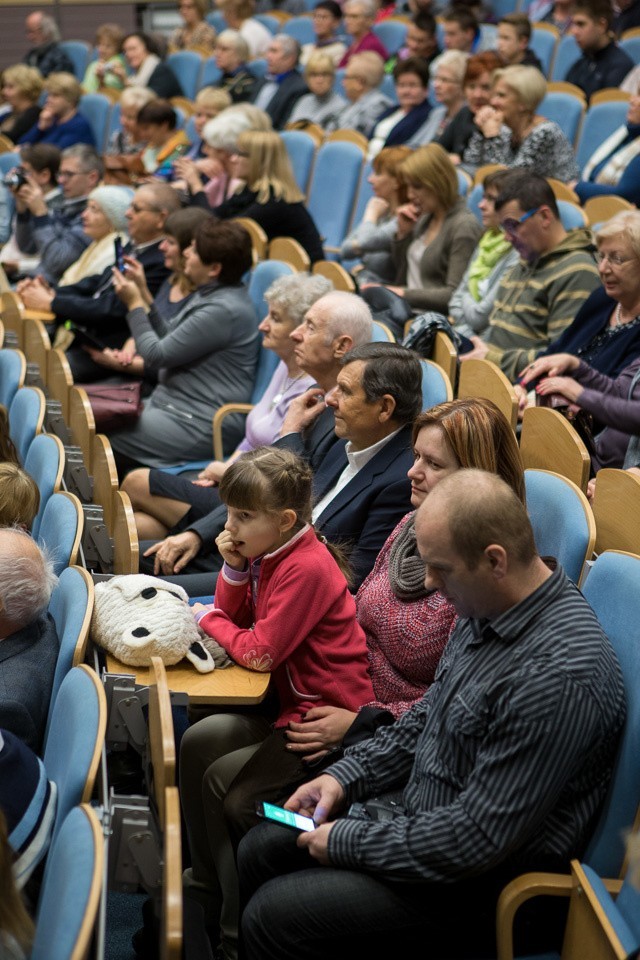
565, 0, 634, 98
251, 35, 308, 129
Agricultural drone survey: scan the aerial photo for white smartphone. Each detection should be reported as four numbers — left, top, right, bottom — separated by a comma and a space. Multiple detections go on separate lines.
256, 801, 315, 832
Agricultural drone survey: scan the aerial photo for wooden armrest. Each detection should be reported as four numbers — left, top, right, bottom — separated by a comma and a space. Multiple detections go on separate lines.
212, 403, 253, 462
497, 871, 574, 960
22, 308, 55, 323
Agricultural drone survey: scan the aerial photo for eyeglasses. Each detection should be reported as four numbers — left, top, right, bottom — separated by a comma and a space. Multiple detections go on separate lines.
596, 251, 634, 267
434, 75, 459, 84
58, 169, 82, 180
500, 206, 541, 234
307, 71, 333, 78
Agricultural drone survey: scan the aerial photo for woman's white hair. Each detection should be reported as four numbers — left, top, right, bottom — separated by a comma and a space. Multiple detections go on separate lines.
265, 274, 333, 326
202, 104, 271, 152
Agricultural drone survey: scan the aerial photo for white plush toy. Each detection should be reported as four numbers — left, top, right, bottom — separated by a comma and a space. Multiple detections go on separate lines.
91, 575, 231, 673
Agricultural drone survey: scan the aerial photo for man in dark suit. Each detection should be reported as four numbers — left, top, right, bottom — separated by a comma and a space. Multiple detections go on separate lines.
17, 181, 180, 381
0, 529, 58, 755
251, 35, 308, 129
134, 290, 374, 590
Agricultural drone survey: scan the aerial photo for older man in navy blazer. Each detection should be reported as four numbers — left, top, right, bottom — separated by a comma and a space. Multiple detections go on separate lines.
0, 529, 58, 755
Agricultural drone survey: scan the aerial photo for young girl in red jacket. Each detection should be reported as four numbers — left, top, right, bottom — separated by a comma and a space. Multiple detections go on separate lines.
181, 446, 373, 960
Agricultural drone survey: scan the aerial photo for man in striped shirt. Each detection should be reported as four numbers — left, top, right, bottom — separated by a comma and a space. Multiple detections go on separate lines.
238, 470, 625, 960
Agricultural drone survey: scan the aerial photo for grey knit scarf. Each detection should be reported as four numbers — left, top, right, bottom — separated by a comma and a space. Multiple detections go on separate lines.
387, 513, 430, 601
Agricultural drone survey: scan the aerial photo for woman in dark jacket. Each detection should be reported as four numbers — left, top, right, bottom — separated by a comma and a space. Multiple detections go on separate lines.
112, 32, 183, 99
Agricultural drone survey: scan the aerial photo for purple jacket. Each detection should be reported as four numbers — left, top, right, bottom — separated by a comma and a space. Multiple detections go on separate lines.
576, 357, 640, 468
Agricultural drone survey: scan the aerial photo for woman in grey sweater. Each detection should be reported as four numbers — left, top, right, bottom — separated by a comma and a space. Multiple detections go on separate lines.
109, 219, 258, 476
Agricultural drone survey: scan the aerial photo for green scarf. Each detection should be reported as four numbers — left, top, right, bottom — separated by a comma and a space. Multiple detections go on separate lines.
467, 229, 512, 302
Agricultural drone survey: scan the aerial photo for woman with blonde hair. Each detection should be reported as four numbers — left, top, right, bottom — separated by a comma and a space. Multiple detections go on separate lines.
18, 72, 94, 148
287, 51, 346, 127
0, 65, 43, 143
464, 64, 579, 180
0, 464, 40, 531
341, 144, 411, 283
363, 142, 481, 325
192, 129, 324, 261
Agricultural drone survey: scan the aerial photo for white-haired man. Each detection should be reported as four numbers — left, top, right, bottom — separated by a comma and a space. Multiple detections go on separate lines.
0, 529, 58, 754
24, 11, 74, 77
251, 34, 308, 128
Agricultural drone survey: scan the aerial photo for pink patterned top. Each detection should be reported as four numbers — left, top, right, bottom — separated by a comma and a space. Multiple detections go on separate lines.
355, 512, 456, 719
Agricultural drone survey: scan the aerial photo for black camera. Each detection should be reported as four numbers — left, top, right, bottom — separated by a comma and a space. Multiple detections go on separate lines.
3, 167, 27, 190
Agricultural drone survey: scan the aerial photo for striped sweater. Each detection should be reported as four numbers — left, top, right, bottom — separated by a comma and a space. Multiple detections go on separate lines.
484, 228, 600, 381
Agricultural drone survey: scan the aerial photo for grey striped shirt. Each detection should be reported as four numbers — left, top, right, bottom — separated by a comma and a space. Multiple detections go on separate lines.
327, 566, 625, 883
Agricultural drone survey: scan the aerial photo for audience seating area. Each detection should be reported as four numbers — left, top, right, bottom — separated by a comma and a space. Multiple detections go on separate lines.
2, 2, 640, 957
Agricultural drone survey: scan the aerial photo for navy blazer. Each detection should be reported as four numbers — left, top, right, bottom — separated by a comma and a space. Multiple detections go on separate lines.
0, 614, 58, 755
313, 423, 414, 589
50, 241, 170, 348
251, 70, 308, 129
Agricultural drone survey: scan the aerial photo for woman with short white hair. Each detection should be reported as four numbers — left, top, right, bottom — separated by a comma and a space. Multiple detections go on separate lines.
214, 30, 259, 103
464, 64, 579, 181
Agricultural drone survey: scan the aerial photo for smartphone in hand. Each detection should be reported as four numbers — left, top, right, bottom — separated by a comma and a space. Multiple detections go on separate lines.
256, 801, 315, 832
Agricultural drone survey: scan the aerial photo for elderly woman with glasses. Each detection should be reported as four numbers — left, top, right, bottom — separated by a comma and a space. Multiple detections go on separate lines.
464, 65, 579, 181
288, 52, 346, 127
517, 212, 640, 421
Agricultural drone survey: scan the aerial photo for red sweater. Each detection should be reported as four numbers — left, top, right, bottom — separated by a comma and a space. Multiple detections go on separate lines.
199, 526, 374, 726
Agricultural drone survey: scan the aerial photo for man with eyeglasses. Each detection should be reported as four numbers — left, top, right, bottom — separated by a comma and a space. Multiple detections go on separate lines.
460, 171, 601, 381
20, 182, 180, 382
13, 144, 102, 284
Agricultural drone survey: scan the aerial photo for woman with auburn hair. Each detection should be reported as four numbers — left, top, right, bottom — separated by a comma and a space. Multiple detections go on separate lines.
285, 396, 525, 757
341, 144, 411, 283
170, 0, 217, 53
0, 65, 43, 144
18, 72, 95, 149
364, 143, 481, 322
437, 50, 502, 165
191, 129, 324, 261
82, 23, 126, 93
464, 64, 579, 181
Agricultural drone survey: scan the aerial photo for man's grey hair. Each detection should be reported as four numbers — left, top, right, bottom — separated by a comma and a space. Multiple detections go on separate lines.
62, 144, 104, 178
217, 29, 250, 62
142, 180, 182, 214
38, 14, 61, 43
320, 291, 373, 345
345, 0, 376, 18
273, 34, 301, 64
265, 274, 332, 326
0, 529, 57, 624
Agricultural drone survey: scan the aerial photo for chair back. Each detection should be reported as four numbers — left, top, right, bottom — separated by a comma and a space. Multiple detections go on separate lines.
46, 348, 74, 421
592, 468, 640, 555
248, 58, 268, 79
371, 320, 395, 342
163, 787, 183, 960
0, 348, 26, 409
432, 331, 458, 388
200, 57, 223, 87
79, 93, 111, 151
576, 101, 631, 171
372, 19, 407, 54
421, 359, 453, 409
467, 182, 484, 223
68, 386, 96, 472
280, 130, 317, 193
166, 50, 203, 99
582, 550, 640, 876
59, 40, 90, 79
457, 359, 518, 430
312, 260, 356, 291
269, 236, 311, 271
585, 195, 635, 228
0, 151, 21, 177
307, 141, 363, 254
531, 26, 559, 74
148, 658, 177, 823
349, 160, 374, 236
206, 10, 227, 31
235, 216, 268, 262
22, 317, 51, 383
539, 91, 584, 146
24, 433, 65, 539
283, 16, 316, 44
248, 260, 295, 321
550, 33, 581, 80
326, 128, 368, 152
524, 469, 595, 584
38, 490, 84, 575
43, 665, 106, 844
43, 566, 95, 750
113, 490, 140, 575
520, 406, 590, 492
620, 34, 640, 63
254, 13, 279, 33
9, 385, 45, 463
31, 805, 103, 960
558, 199, 588, 229
1, 291, 24, 348
575, 860, 640, 958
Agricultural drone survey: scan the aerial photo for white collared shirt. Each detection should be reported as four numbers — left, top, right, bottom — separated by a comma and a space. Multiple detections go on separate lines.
312, 428, 401, 522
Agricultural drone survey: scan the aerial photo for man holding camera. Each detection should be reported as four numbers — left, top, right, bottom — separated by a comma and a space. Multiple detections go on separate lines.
13, 143, 102, 284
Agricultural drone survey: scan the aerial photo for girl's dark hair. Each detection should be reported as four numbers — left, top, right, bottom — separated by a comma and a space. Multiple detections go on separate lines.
0, 406, 19, 466
218, 447, 354, 585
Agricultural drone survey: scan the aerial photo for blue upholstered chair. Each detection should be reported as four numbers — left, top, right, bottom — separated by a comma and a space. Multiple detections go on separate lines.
280, 130, 317, 193
0, 348, 26, 410
9, 385, 45, 463
421, 359, 453, 409
31, 805, 103, 960
37, 491, 84, 575
308, 141, 363, 256
23, 433, 65, 539
524, 469, 595, 585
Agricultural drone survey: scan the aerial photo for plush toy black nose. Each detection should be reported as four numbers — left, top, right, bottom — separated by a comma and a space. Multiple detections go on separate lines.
132, 627, 150, 638
141, 588, 157, 599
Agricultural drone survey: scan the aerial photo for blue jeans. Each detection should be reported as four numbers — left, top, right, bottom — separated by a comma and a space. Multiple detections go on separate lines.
238, 822, 501, 960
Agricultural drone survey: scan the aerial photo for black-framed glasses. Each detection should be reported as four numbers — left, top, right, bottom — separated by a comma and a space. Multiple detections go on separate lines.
500, 206, 541, 234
